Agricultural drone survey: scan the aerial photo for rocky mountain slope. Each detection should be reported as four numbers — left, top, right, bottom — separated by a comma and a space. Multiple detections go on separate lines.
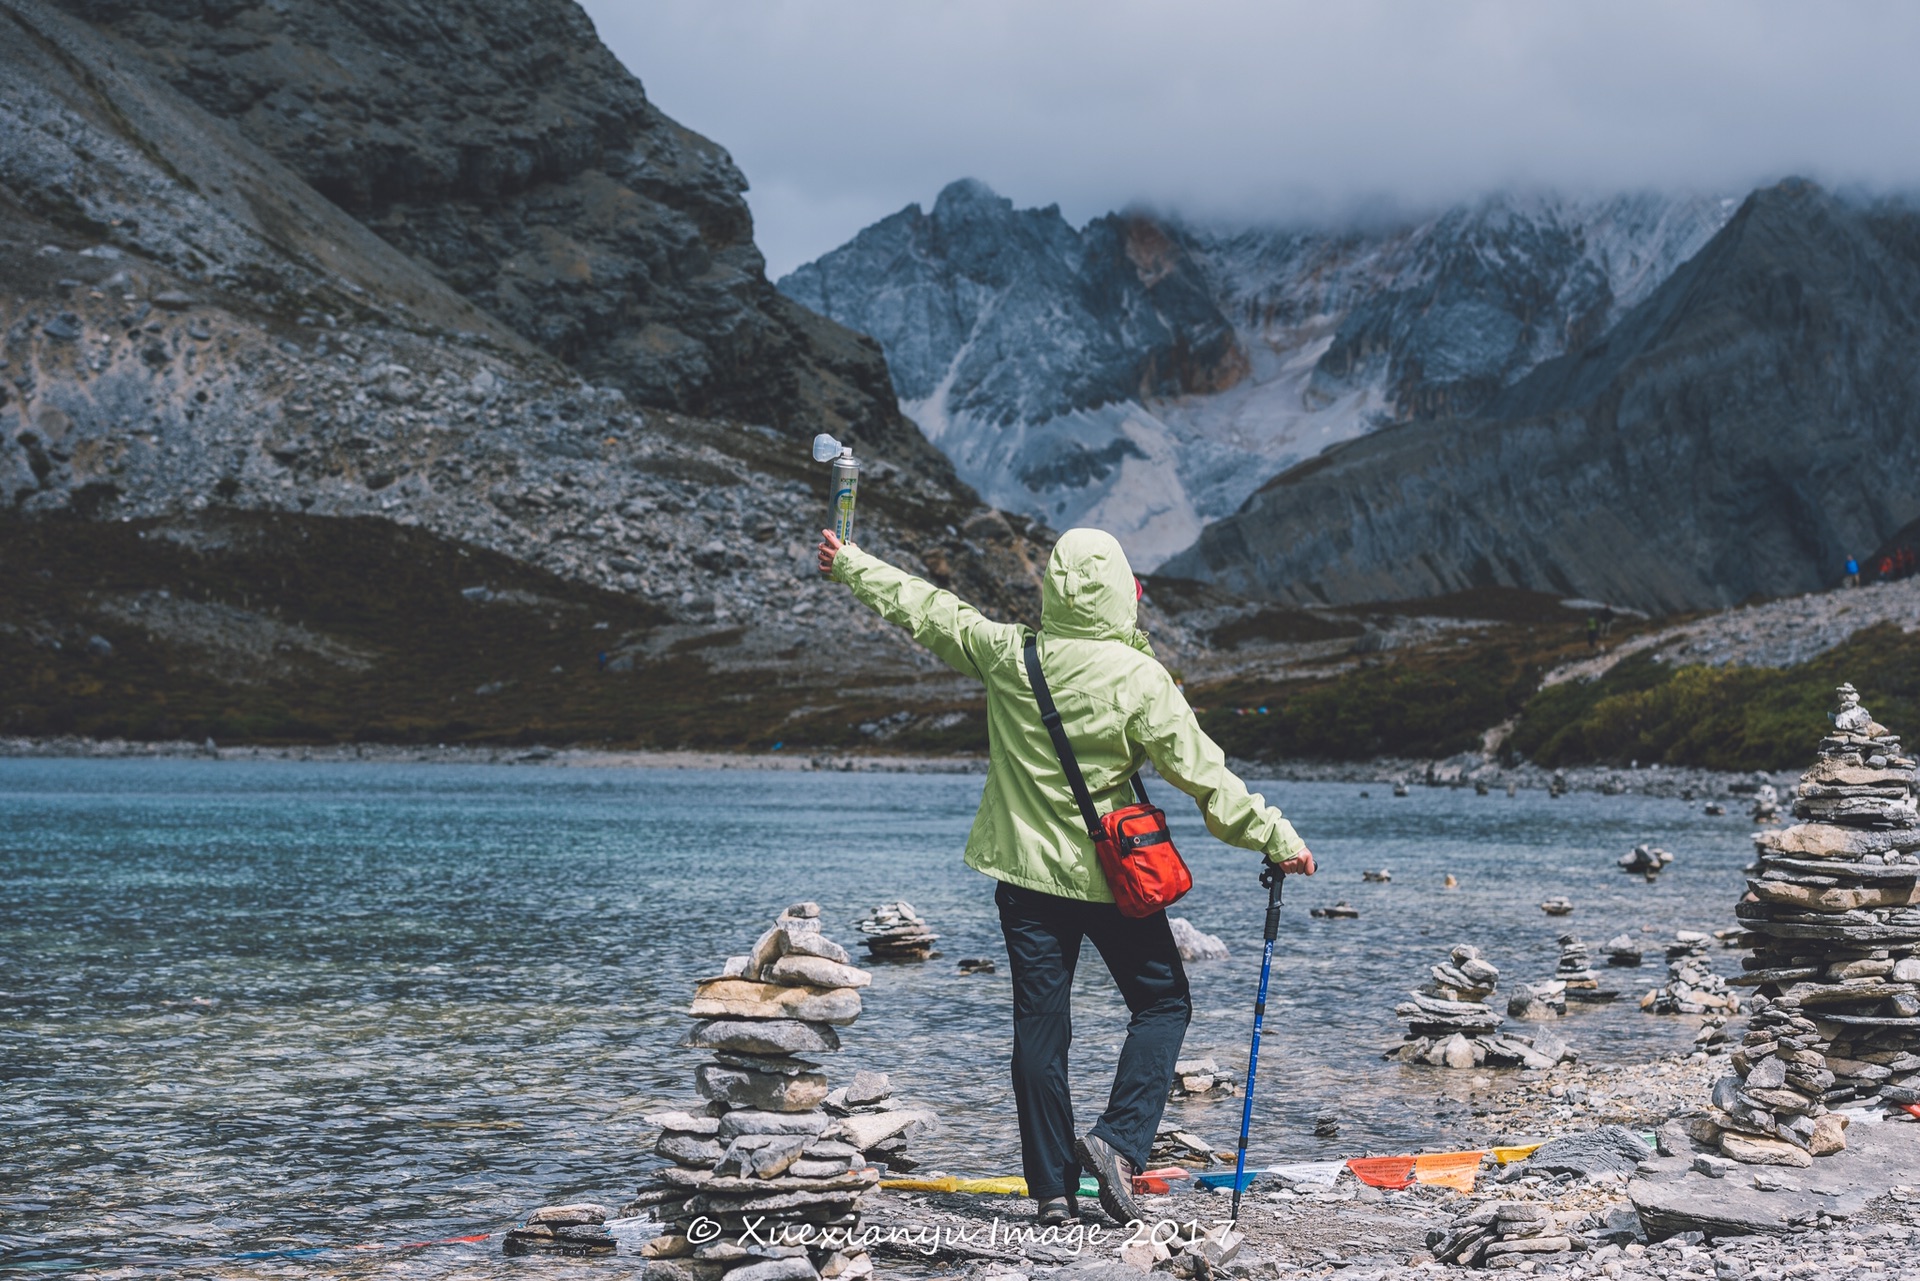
0, 0, 1047, 747
782, 181, 1729, 565
1164, 181, 1920, 615
44, 0, 941, 473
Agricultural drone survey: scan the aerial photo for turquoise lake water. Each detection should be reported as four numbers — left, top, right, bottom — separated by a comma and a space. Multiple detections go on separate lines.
0, 760, 1759, 1275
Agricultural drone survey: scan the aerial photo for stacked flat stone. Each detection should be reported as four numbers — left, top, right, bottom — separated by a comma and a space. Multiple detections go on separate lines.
504, 1203, 616, 1256
822, 1070, 936, 1173
852, 902, 938, 961
1693, 995, 1847, 1169
1392, 945, 1571, 1069
1428, 1202, 1585, 1268
1556, 934, 1617, 1004
1619, 844, 1674, 880
633, 903, 878, 1281
1723, 684, 1920, 1151
1752, 783, 1781, 823
1640, 937, 1739, 1017
1152, 1119, 1225, 1167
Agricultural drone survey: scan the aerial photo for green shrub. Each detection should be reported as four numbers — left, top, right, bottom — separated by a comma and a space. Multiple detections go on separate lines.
1202, 644, 1540, 761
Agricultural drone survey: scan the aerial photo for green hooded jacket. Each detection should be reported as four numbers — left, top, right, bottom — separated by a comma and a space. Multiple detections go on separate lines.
832, 527, 1306, 902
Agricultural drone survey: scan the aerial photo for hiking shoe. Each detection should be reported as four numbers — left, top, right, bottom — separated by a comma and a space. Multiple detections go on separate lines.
1074, 1132, 1142, 1225
1035, 1194, 1078, 1227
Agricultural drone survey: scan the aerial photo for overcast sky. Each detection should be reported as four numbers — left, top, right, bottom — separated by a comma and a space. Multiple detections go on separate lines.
580, 1, 1920, 279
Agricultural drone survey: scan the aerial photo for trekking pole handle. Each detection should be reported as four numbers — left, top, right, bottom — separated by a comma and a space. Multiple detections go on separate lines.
1260, 863, 1285, 939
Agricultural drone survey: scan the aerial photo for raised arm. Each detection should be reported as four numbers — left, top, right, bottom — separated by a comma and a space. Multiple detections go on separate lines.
1129, 666, 1315, 873
820, 531, 1011, 681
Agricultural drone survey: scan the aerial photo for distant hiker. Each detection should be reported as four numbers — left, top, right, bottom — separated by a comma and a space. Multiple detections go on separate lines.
1844, 556, 1860, 588
1881, 555, 1896, 582
1902, 547, 1916, 579
817, 525, 1316, 1227
1586, 615, 1599, 651
1598, 605, 1616, 638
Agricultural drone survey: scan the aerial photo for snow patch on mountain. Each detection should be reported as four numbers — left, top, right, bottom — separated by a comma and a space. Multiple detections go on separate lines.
782, 183, 1733, 569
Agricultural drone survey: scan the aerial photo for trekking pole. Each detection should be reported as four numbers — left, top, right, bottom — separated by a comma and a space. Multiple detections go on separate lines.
1229, 862, 1286, 1225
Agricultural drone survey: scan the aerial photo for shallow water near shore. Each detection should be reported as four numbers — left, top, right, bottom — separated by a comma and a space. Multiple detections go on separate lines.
0, 760, 1757, 1275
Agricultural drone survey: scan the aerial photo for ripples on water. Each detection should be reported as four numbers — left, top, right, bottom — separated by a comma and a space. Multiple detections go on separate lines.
0, 761, 1754, 1274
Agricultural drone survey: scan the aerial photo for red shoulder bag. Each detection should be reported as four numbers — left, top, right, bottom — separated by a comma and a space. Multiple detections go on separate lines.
1022, 632, 1192, 918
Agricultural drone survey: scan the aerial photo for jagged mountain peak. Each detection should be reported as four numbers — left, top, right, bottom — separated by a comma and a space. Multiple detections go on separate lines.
1164, 179, 1920, 614
784, 183, 1731, 567
931, 176, 1018, 217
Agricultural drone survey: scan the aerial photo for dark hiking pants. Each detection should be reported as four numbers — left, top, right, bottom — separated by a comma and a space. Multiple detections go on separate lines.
995, 880, 1192, 1200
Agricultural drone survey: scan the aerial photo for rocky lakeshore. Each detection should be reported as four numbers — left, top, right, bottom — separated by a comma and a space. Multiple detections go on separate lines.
804, 1051, 1920, 1281
0, 734, 1803, 798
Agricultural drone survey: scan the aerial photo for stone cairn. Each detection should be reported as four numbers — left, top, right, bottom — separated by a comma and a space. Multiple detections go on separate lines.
629, 903, 884, 1281
1602, 933, 1644, 966
1392, 945, 1570, 1069
1555, 934, 1615, 1003
1640, 932, 1739, 1017
1619, 844, 1674, 880
1511, 936, 1614, 1020
1168, 1055, 1237, 1100
1697, 996, 1845, 1168
1508, 979, 1565, 1020
1540, 895, 1575, 917
1715, 684, 1920, 1161
504, 1203, 617, 1257
852, 901, 938, 961
1428, 1202, 1586, 1269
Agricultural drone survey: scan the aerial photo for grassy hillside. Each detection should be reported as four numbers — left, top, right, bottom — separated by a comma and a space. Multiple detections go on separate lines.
1509, 624, 1920, 770
0, 513, 985, 752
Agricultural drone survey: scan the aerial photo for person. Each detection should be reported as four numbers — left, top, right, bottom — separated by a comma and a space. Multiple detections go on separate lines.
1844, 555, 1860, 588
1881, 555, 1896, 582
1585, 615, 1599, 651
1598, 605, 1616, 638
817, 525, 1316, 1227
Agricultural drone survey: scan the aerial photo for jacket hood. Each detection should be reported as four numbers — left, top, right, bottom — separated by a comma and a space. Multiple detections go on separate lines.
1041, 528, 1151, 652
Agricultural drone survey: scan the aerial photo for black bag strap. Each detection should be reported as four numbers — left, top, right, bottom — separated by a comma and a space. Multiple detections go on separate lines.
1022, 631, 1149, 841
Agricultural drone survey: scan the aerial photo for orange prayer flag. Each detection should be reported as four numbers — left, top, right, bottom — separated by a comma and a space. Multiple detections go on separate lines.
1346, 1156, 1416, 1190
1412, 1150, 1487, 1193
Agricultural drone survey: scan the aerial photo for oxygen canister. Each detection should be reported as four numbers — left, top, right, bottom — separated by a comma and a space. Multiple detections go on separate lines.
829, 450, 859, 543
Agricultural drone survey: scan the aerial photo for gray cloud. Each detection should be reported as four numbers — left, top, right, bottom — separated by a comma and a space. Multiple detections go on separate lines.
581, 0, 1920, 278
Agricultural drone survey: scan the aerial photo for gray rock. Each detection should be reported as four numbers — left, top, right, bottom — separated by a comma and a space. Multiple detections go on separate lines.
645, 1110, 721, 1136
843, 1070, 890, 1107
1168, 916, 1229, 961
655, 1133, 726, 1167
829, 1108, 937, 1151
711, 1051, 824, 1076
716, 1110, 831, 1140
765, 955, 871, 989
724, 1259, 818, 1281
695, 1064, 829, 1113
1692, 1154, 1735, 1179
1746, 1055, 1788, 1091
1526, 1126, 1653, 1180
526, 1202, 611, 1225
686, 1019, 840, 1057
719, 1134, 809, 1180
